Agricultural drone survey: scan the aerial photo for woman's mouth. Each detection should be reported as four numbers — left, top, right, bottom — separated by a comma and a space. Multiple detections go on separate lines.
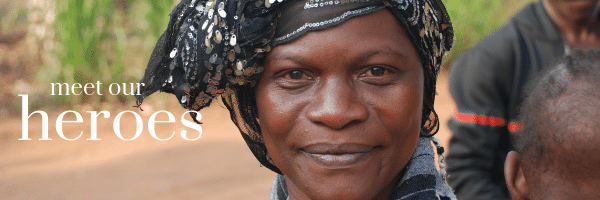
300, 144, 377, 168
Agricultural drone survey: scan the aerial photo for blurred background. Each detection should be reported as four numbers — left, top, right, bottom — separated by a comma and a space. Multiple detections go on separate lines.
0, 0, 534, 199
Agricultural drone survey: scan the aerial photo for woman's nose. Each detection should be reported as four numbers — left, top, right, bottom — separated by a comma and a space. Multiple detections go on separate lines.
307, 78, 368, 130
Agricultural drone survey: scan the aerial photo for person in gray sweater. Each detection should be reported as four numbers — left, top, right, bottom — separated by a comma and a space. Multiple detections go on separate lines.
446, 1, 600, 199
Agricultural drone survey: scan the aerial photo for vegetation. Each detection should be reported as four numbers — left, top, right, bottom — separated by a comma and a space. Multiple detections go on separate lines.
442, 0, 535, 67
38, 0, 175, 107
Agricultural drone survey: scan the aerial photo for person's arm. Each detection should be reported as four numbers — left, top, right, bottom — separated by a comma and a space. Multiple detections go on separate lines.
446, 48, 513, 200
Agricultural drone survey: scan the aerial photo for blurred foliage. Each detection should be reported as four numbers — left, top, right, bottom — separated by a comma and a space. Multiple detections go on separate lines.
0, 1, 31, 116
33, 0, 536, 107
40, 0, 175, 107
441, 0, 536, 67
0, 1, 28, 34
146, 0, 174, 39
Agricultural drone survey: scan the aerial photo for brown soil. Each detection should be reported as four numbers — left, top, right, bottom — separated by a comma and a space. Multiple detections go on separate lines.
0, 72, 455, 200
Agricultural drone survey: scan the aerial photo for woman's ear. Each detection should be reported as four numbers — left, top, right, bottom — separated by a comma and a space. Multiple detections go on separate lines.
505, 151, 530, 200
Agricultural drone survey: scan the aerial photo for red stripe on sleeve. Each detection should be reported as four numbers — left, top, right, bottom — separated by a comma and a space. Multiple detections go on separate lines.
453, 109, 506, 126
508, 122, 523, 132
453, 109, 523, 132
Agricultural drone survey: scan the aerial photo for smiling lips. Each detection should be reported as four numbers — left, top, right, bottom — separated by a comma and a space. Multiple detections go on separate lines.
301, 144, 377, 168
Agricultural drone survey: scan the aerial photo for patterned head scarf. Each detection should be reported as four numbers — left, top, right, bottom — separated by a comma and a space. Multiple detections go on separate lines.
136, 0, 454, 174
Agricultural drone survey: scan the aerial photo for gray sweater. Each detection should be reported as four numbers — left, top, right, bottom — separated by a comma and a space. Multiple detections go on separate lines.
446, 1, 566, 199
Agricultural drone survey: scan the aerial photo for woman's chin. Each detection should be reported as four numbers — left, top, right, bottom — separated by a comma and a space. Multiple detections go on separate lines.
286, 151, 400, 200
292, 177, 398, 200
288, 178, 389, 200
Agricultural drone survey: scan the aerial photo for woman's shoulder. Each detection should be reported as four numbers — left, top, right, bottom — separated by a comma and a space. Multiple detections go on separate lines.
392, 136, 456, 200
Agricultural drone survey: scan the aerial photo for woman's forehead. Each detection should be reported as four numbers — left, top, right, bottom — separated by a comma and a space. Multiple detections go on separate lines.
272, 0, 388, 45
269, 9, 413, 58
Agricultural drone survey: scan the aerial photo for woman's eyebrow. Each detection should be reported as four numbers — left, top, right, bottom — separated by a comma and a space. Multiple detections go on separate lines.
274, 55, 302, 62
267, 53, 311, 66
267, 46, 408, 65
359, 47, 408, 60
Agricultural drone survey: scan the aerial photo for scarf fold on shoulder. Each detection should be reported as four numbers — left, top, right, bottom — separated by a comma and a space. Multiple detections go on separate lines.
269, 135, 456, 200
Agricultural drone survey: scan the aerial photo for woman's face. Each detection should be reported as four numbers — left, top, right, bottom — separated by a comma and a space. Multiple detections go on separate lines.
256, 9, 423, 200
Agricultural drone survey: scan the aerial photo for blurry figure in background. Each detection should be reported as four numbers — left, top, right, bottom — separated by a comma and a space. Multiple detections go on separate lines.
505, 49, 600, 200
446, 0, 600, 199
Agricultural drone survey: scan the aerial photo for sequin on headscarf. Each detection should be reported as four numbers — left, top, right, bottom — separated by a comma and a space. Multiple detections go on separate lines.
136, 0, 454, 174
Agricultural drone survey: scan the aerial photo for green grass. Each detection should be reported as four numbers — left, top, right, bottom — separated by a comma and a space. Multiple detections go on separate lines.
39, 0, 175, 107
441, 0, 536, 67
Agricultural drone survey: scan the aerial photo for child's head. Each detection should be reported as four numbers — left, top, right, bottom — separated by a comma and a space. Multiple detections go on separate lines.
505, 49, 600, 200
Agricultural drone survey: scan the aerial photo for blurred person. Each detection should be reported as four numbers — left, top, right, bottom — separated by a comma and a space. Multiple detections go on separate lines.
505, 49, 600, 200
446, 0, 600, 199
135, 0, 457, 199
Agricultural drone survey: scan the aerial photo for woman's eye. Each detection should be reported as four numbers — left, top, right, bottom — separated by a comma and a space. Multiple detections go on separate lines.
359, 66, 399, 85
363, 66, 392, 77
367, 67, 386, 76
275, 69, 312, 89
285, 70, 305, 80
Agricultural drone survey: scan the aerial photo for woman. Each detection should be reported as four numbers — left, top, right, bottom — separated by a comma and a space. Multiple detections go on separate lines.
135, 0, 455, 199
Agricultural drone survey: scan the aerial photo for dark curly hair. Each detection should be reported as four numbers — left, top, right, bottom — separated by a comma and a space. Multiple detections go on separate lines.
515, 49, 600, 175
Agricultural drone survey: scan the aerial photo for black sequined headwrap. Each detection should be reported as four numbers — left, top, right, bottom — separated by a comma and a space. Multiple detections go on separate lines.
136, 0, 454, 174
